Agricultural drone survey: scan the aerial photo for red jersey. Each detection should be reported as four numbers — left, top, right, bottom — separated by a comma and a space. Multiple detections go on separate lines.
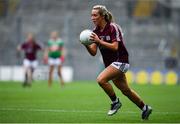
21, 40, 41, 61
93, 22, 129, 67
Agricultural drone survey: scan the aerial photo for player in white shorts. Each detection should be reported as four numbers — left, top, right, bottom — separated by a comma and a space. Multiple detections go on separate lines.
83, 5, 152, 120
44, 31, 65, 87
17, 33, 41, 87
23, 59, 38, 69
48, 57, 62, 66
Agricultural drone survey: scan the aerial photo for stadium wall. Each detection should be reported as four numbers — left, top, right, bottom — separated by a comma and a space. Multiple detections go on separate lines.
0, 66, 179, 85
0, 66, 73, 83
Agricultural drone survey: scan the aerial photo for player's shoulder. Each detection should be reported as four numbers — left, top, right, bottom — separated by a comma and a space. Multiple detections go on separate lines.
109, 22, 121, 29
22, 41, 28, 45
57, 38, 64, 44
35, 41, 42, 47
109, 22, 123, 33
20, 42, 26, 48
48, 39, 53, 44
57, 38, 63, 41
93, 26, 99, 33
47, 39, 52, 46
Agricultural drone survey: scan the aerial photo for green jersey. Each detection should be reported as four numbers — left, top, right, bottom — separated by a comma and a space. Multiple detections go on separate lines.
48, 38, 64, 58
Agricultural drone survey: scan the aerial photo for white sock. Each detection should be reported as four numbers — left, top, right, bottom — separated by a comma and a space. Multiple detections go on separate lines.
142, 105, 146, 111
112, 98, 118, 104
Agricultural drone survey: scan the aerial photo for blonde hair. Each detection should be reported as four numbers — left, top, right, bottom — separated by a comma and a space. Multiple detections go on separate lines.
93, 5, 114, 23
26, 32, 35, 41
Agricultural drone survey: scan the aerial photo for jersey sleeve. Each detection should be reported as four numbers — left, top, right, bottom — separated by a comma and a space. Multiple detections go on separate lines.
58, 39, 64, 47
60, 41, 64, 47
47, 40, 51, 47
35, 42, 42, 50
21, 43, 26, 50
110, 24, 122, 42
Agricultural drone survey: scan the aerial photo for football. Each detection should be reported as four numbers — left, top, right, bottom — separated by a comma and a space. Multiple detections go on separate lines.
79, 29, 93, 45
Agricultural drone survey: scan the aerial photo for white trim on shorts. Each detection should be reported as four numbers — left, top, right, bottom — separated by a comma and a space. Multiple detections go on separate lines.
48, 57, 62, 66
111, 62, 130, 73
23, 59, 38, 68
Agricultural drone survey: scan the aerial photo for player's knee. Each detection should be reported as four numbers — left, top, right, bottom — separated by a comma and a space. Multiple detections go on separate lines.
96, 76, 106, 86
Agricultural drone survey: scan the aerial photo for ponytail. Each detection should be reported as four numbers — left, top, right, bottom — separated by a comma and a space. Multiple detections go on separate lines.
93, 5, 114, 23
105, 11, 114, 23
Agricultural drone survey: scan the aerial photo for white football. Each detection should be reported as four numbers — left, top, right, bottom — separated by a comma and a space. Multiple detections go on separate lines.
79, 29, 93, 45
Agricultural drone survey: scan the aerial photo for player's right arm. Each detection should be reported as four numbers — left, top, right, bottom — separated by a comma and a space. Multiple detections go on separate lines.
43, 41, 50, 64
84, 43, 97, 56
17, 44, 23, 51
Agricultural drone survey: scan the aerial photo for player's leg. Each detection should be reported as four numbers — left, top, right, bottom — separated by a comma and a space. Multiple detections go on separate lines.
30, 67, 34, 82
57, 64, 64, 87
111, 62, 145, 108
56, 58, 64, 87
48, 58, 55, 87
23, 67, 28, 87
112, 71, 152, 120
28, 60, 38, 86
48, 65, 54, 87
112, 72, 145, 109
27, 67, 32, 86
97, 65, 122, 116
23, 59, 30, 87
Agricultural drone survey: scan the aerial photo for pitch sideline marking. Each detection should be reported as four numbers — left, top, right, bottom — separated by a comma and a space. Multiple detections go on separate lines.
0, 107, 180, 115
0, 108, 104, 113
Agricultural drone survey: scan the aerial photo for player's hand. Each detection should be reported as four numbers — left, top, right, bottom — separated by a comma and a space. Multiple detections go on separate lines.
60, 56, 65, 63
17, 45, 22, 51
90, 33, 100, 43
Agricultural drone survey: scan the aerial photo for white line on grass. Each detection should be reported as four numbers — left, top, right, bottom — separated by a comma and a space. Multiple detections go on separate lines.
0, 108, 105, 113
0, 108, 180, 115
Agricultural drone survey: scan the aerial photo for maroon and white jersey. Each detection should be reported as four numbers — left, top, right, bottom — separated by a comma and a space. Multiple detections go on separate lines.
21, 40, 41, 61
93, 22, 129, 67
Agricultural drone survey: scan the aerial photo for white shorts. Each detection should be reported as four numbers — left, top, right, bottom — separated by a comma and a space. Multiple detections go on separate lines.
48, 58, 62, 66
111, 62, 130, 73
23, 59, 38, 68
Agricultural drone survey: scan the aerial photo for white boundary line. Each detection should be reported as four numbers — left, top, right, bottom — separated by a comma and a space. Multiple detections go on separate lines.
0, 108, 180, 115
0, 108, 104, 113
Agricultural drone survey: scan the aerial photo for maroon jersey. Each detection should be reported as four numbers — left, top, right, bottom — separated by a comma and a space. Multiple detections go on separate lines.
21, 40, 41, 61
93, 22, 129, 67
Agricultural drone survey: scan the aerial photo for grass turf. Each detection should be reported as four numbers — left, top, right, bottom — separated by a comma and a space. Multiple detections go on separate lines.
0, 81, 180, 123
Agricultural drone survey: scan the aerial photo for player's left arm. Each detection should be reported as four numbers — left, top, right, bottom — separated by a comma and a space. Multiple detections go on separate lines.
59, 41, 64, 54
59, 41, 65, 62
17, 43, 24, 51
17, 45, 22, 51
90, 33, 118, 51
36, 42, 43, 51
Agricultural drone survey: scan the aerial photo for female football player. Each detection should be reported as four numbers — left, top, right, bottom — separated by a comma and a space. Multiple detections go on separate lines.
44, 31, 65, 87
83, 5, 152, 120
17, 32, 42, 87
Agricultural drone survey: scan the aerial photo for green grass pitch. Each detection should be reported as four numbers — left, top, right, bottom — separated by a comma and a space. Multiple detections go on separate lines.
0, 81, 180, 123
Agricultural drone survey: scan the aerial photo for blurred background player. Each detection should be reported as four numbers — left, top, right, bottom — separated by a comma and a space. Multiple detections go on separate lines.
84, 5, 152, 119
44, 31, 65, 87
17, 32, 42, 87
